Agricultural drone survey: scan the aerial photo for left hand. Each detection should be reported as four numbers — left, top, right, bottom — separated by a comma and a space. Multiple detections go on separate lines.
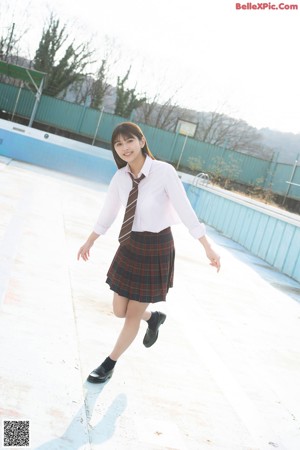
205, 247, 221, 272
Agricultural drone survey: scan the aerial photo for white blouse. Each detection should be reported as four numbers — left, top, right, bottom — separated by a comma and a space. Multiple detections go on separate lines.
94, 155, 206, 239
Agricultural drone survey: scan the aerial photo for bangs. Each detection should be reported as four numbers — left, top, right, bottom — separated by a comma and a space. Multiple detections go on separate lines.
111, 122, 143, 147
112, 131, 136, 145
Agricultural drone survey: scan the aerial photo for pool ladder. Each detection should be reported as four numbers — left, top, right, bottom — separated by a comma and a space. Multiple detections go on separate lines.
192, 172, 210, 188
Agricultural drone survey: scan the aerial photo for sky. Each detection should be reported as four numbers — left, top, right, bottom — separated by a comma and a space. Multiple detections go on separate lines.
3, 0, 300, 134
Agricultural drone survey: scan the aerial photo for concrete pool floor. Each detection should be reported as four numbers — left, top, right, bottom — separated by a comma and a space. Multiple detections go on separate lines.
0, 157, 300, 450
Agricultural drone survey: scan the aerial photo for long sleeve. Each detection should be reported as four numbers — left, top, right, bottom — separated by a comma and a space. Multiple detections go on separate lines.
93, 172, 122, 235
92, 157, 205, 238
164, 164, 206, 239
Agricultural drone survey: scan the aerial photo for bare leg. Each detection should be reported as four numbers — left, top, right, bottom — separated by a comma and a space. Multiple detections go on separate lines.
112, 293, 129, 318
142, 310, 152, 321
113, 292, 151, 321
110, 300, 149, 361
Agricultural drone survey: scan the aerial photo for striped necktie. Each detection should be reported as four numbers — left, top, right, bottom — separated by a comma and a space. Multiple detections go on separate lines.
118, 173, 145, 245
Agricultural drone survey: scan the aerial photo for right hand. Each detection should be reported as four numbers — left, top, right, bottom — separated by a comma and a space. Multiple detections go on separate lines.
77, 240, 94, 261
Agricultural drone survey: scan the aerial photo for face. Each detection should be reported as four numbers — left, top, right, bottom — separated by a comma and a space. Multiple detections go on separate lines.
113, 134, 146, 166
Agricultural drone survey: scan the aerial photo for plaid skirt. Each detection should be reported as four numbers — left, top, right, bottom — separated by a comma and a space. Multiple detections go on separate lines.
106, 227, 175, 303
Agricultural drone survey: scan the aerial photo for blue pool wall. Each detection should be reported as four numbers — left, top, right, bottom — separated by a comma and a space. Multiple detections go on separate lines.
0, 119, 117, 184
0, 119, 299, 283
186, 184, 300, 282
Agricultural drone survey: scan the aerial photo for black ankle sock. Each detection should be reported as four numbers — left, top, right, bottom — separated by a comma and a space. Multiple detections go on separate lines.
102, 356, 116, 371
147, 311, 158, 330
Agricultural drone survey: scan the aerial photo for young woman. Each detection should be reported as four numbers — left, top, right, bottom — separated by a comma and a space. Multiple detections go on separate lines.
77, 122, 220, 383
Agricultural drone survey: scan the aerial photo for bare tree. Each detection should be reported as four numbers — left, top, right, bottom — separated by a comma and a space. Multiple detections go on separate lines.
67, 76, 92, 105
134, 70, 183, 130
69, 35, 122, 107
0, 2, 30, 67
136, 93, 181, 130
196, 111, 272, 158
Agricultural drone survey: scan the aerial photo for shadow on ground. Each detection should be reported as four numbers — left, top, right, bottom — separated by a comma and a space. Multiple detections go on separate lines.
34, 382, 127, 449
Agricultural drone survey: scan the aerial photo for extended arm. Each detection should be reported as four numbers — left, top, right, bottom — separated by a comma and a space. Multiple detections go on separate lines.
199, 235, 221, 272
77, 231, 100, 261
165, 165, 220, 271
77, 172, 122, 261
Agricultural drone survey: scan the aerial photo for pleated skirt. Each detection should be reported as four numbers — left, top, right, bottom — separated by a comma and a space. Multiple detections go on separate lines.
106, 227, 175, 303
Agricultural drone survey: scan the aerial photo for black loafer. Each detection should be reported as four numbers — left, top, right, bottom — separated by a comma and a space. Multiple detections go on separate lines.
143, 312, 167, 348
87, 364, 114, 383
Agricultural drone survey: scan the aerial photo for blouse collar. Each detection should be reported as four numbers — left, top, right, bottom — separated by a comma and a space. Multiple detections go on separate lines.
125, 154, 152, 178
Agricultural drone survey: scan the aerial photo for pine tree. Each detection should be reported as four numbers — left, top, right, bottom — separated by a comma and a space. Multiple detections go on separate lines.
90, 59, 108, 109
33, 14, 94, 97
114, 67, 146, 118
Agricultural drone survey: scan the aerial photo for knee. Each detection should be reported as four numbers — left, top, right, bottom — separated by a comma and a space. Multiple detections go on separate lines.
113, 306, 126, 318
112, 293, 128, 318
124, 311, 142, 324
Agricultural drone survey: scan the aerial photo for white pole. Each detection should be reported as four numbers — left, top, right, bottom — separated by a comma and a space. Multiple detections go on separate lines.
176, 134, 188, 170
282, 155, 299, 205
11, 82, 23, 122
28, 78, 44, 127
92, 106, 104, 146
